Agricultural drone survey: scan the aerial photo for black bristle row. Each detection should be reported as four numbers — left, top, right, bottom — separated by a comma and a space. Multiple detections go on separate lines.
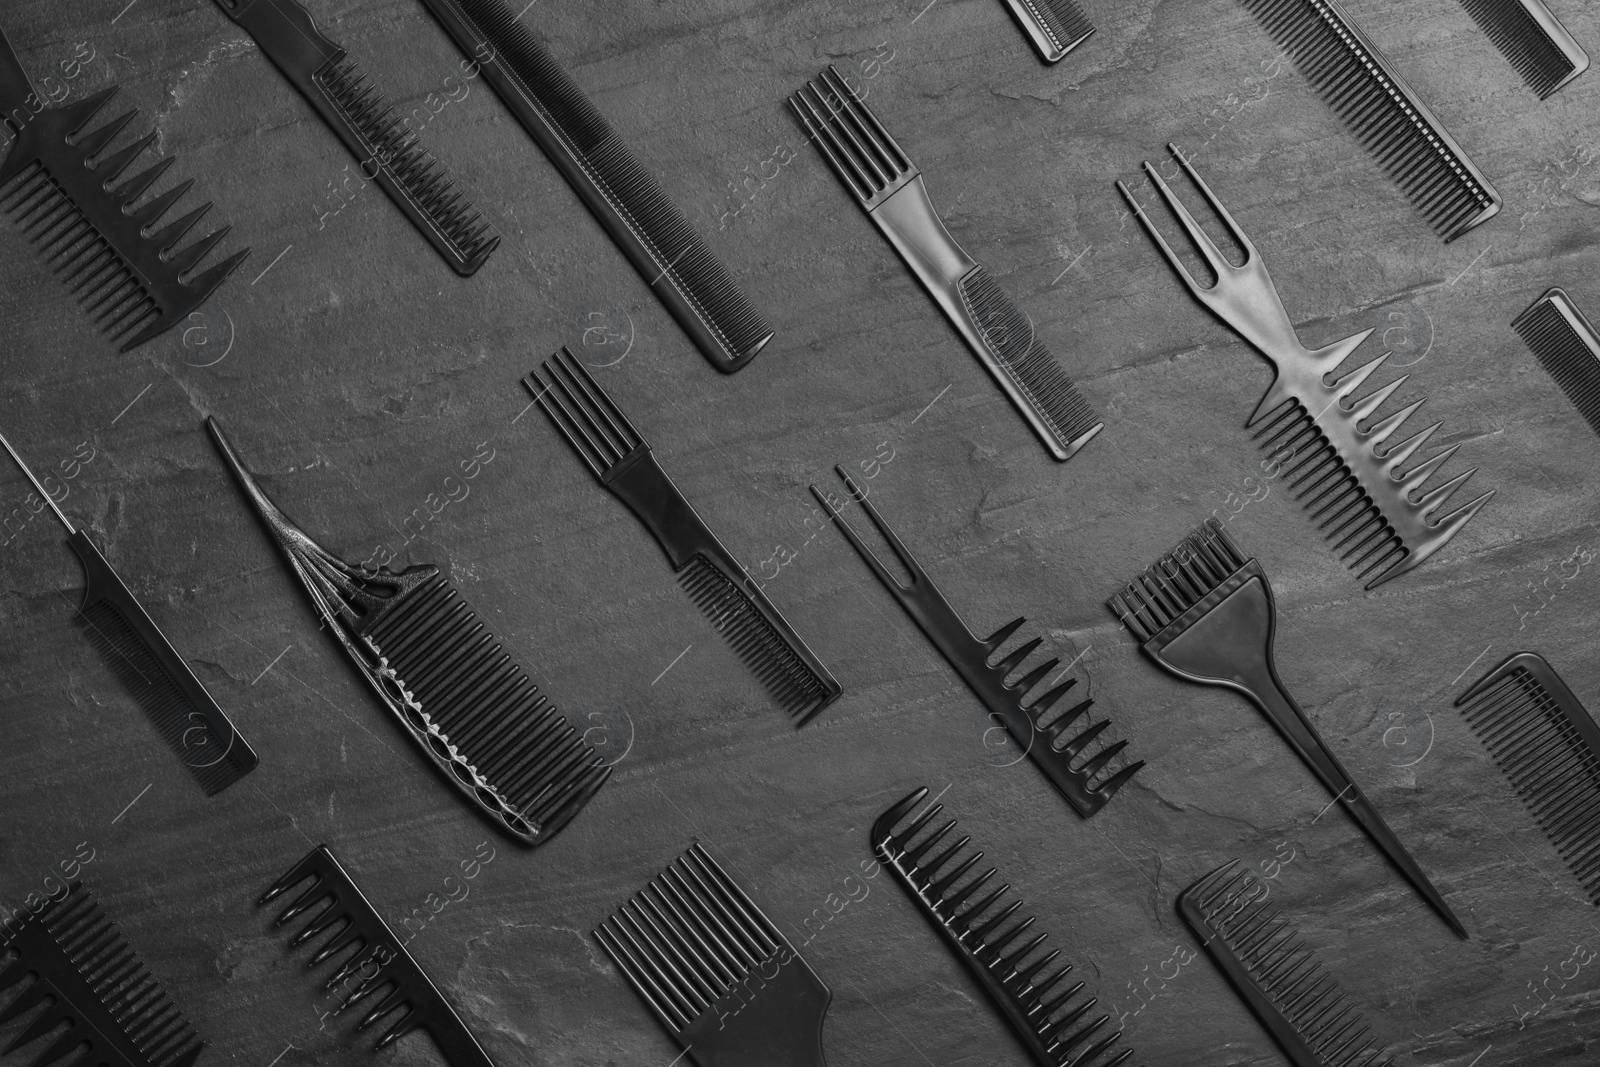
1021, 0, 1095, 52
1456, 0, 1585, 98
1107, 517, 1249, 642
1512, 290, 1600, 438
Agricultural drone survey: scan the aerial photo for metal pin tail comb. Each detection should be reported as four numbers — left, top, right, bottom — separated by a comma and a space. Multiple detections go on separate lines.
594, 843, 831, 1067
526, 349, 842, 723
1179, 861, 1393, 1067
1107, 518, 1465, 937
207, 417, 608, 844
811, 470, 1141, 816
873, 789, 1134, 1067
260, 845, 495, 1064
1120, 148, 1492, 588
0, 23, 248, 350
1000, 0, 1095, 63
0, 882, 204, 1067
1512, 287, 1600, 440
1456, 0, 1588, 98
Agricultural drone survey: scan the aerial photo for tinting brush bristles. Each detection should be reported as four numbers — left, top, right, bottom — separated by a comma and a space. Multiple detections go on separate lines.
1456, 0, 1589, 98
1001, 0, 1096, 62
1511, 287, 1600, 439
1107, 518, 1249, 643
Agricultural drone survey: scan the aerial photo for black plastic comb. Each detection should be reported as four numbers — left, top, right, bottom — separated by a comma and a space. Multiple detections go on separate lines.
1179, 861, 1394, 1067
525, 349, 842, 723
208, 417, 608, 844
1001, 0, 1095, 62
0, 23, 248, 350
1456, 0, 1588, 98
1512, 287, 1600, 439
0, 882, 205, 1067
260, 845, 495, 1064
873, 788, 1134, 1067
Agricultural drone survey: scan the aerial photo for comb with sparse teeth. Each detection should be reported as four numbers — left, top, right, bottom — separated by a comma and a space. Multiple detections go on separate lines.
1001, 0, 1095, 62
1511, 287, 1600, 440
1456, 0, 1588, 98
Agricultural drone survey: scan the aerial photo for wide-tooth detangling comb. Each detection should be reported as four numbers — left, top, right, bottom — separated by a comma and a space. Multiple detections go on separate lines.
1511, 287, 1600, 439
873, 789, 1134, 1067
811, 470, 1141, 816
0, 883, 204, 1067
594, 843, 832, 1067
1119, 147, 1493, 588
1179, 861, 1394, 1067
208, 417, 608, 844
1456, 652, 1600, 903
1456, 0, 1589, 98
260, 845, 495, 1064
1238, 0, 1501, 240
1000, 0, 1095, 62
0, 23, 248, 350
525, 349, 842, 723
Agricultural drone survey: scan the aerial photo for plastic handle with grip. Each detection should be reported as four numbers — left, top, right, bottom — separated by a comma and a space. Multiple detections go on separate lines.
213, 0, 342, 70
603, 449, 728, 572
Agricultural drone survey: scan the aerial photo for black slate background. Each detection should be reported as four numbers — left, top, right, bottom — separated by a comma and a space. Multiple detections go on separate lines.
3, 0, 1600, 1064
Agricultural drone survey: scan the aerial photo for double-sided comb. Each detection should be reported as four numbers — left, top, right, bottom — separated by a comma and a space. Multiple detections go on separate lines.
0, 23, 248, 350
1511, 287, 1600, 440
525, 349, 842, 723
1179, 861, 1393, 1067
1120, 147, 1492, 588
1000, 0, 1095, 63
1108, 518, 1465, 937
594, 843, 832, 1067
210, 0, 498, 275
1457, 0, 1589, 98
207, 417, 607, 844
261, 845, 495, 1064
873, 789, 1133, 1067
0, 882, 204, 1067
412, 0, 771, 372
789, 68, 1102, 462
0, 427, 257, 794
1456, 652, 1600, 904
811, 469, 1141, 816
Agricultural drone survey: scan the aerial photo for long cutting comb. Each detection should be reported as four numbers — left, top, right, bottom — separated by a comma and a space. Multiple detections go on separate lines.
1000, 0, 1095, 62
811, 470, 1142, 816
0, 883, 204, 1067
0, 23, 248, 350
207, 417, 608, 844
525, 348, 842, 723
1456, 0, 1589, 98
260, 845, 495, 1064
1120, 147, 1492, 588
873, 788, 1133, 1067
1511, 287, 1600, 439
1179, 861, 1393, 1067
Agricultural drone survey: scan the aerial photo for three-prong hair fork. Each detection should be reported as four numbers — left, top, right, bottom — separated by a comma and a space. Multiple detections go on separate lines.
594, 843, 832, 1067
873, 789, 1135, 1067
1512, 287, 1600, 439
789, 67, 1102, 462
1456, 0, 1589, 99
1119, 147, 1492, 588
1179, 861, 1394, 1067
999, 0, 1095, 63
1107, 518, 1466, 937
526, 349, 842, 723
811, 470, 1142, 816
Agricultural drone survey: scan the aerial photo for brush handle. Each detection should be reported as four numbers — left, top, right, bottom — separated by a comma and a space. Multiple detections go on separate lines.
0, 25, 38, 122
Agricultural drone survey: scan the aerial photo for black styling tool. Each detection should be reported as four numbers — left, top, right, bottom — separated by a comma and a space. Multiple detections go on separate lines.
1456, 0, 1588, 98
1001, 0, 1095, 63
1512, 287, 1600, 440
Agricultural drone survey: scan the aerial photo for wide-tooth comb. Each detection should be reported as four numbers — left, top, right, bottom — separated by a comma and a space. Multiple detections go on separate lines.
788, 67, 1103, 462
1119, 147, 1493, 588
594, 843, 832, 1067
260, 845, 495, 1064
207, 417, 608, 844
0, 23, 248, 351
1456, 0, 1589, 98
1456, 652, 1600, 903
412, 0, 771, 371
810, 469, 1142, 816
1000, 0, 1096, 62
1511, 287, 1600, 439
1238, 0, 1500, 240
525, 348, 842, 723
0, 883, 204, 1067
1179, 861, 1393, 1067
873, 789, 1134, 1067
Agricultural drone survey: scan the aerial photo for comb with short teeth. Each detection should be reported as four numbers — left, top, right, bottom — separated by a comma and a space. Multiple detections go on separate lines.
1456, 0, 1588, 98
1512, 287, 1600, 439
1001, 0, 1096, 62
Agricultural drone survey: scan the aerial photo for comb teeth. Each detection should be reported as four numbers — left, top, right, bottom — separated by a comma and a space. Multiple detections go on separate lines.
1179, 862, 1394, 1067
1003, 0, 1096, 61
1456, 0, 1589, 98
526, 348, 645, 479
787, 65, 916, 209
1107, 517, 1249, 642
1512, 287, 1600, 439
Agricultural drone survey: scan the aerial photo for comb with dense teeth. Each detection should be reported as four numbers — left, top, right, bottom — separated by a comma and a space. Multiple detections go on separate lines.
1511, 287, 1600, 440
1456, 0, 1589, 98
1000, 0, 1095, 62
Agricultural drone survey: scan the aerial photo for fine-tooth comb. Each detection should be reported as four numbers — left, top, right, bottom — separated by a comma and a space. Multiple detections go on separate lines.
1511, 287, 1600, 440
1238, 0, 1501, 241
207, 417, 608, 844
526, 349, 842, 723
1456, 652, 1600, 904
210, 0, 498, 275
1001, 0, 1095, 63
261, 845, 495, 1065
413, 0, 772, 372
0, 882, 205, 1067
0, 427, 257, 795
1457, 0, 1589, 98
873, 789, 1134, 1067
1120, 147, 1492, 588
0, 23, 248, 351
811, 470, 1142, 816
1179, 861, 1393, 1067
594, 843, 832, 1067
789, 67, 1102, 462
1108, 518, 1466, 937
